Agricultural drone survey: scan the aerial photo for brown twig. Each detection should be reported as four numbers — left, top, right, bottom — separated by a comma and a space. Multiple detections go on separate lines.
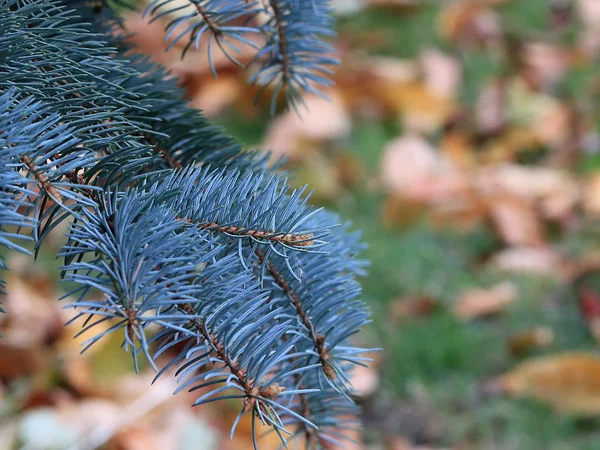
269, 0, 291, 85
21, 154, 64, 203
255, 249, 334, 379
254, 249, 320, 446
191, 0, 222, 37
178, 303, 284, 412
199, 222, 314, 247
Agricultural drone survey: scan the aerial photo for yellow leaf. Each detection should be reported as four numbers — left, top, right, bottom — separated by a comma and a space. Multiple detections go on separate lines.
387, 82, 456, 133
498, 353, 600, 414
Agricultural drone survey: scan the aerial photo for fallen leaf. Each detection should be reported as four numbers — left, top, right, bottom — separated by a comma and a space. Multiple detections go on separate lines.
481, 127, 540, 163
521, 42, 569, 90
380, 196, 428, 228
475, 78, 506, 135
110, 409, 220, 450
420, 49, 462, 99
490, 246, 563, 277
389, 296, 439, 322
441, 130, 477, 169
476, 164, 579, 221
337, 55, 418, 119
488, 197, 545, 246
438, 1, 502, 46
454, 281, 518, 320
360, 55, 418, 83
583, 174, 600, 215
379, 135, 463, 201
507, 327, 554, 357
496, 353, 600, 414
262, 92, 351, 161
577, 0, 600, 29
0, 271, 63, 347
532, 98, 572, 150
389, 82, 456, 133
0, 270, 64, 379
505, 79, 572, 150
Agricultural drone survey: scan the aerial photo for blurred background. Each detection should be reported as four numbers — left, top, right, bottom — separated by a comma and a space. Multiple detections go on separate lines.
5, 0, 600, 449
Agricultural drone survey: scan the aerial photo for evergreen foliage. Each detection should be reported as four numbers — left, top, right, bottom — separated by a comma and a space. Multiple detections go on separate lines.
0, 0, 372, 448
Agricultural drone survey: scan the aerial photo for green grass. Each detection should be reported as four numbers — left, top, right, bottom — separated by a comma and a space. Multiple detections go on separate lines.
337, 5, 442, 58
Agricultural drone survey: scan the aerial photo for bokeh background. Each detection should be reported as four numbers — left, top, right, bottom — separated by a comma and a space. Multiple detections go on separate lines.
5, 0, 600, 449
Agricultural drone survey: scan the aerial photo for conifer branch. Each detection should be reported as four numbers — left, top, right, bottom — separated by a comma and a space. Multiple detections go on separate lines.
191, 1, 223, 36
178, 303, 285, 412
256, 248, 334, 378
20, 155, 64, 203
201, 222, 315, 247
268, 0, 291, 86
1, 2, 371, 448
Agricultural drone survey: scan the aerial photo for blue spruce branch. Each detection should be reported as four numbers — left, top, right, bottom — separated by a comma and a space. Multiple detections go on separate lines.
141, 0, 338, 110
0, 0, 372, 448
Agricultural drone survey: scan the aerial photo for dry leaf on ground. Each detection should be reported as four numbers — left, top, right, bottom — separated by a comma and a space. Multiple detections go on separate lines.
577, 0, 600, 29
490, 246, 563, 277
262, 92, 351, 161
583, 173, 600, 215
390, 82, 456, 133
337, 55, 418, 119
507, 327, 554, 357
488, 197, 545, 246
0, 269, 65, 379
454, 281, 518, 320
438, 1, 502, 46
494, 353, 600, 414
420, 49, 462, 99
521, 42, 569, 90
389, 296, 439, 322
379, 135, 463, 202
476, 164, 579, 221
476, 78, 506, 135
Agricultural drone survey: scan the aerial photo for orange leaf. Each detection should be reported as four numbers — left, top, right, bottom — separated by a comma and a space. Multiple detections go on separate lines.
497, 353, 600, 414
